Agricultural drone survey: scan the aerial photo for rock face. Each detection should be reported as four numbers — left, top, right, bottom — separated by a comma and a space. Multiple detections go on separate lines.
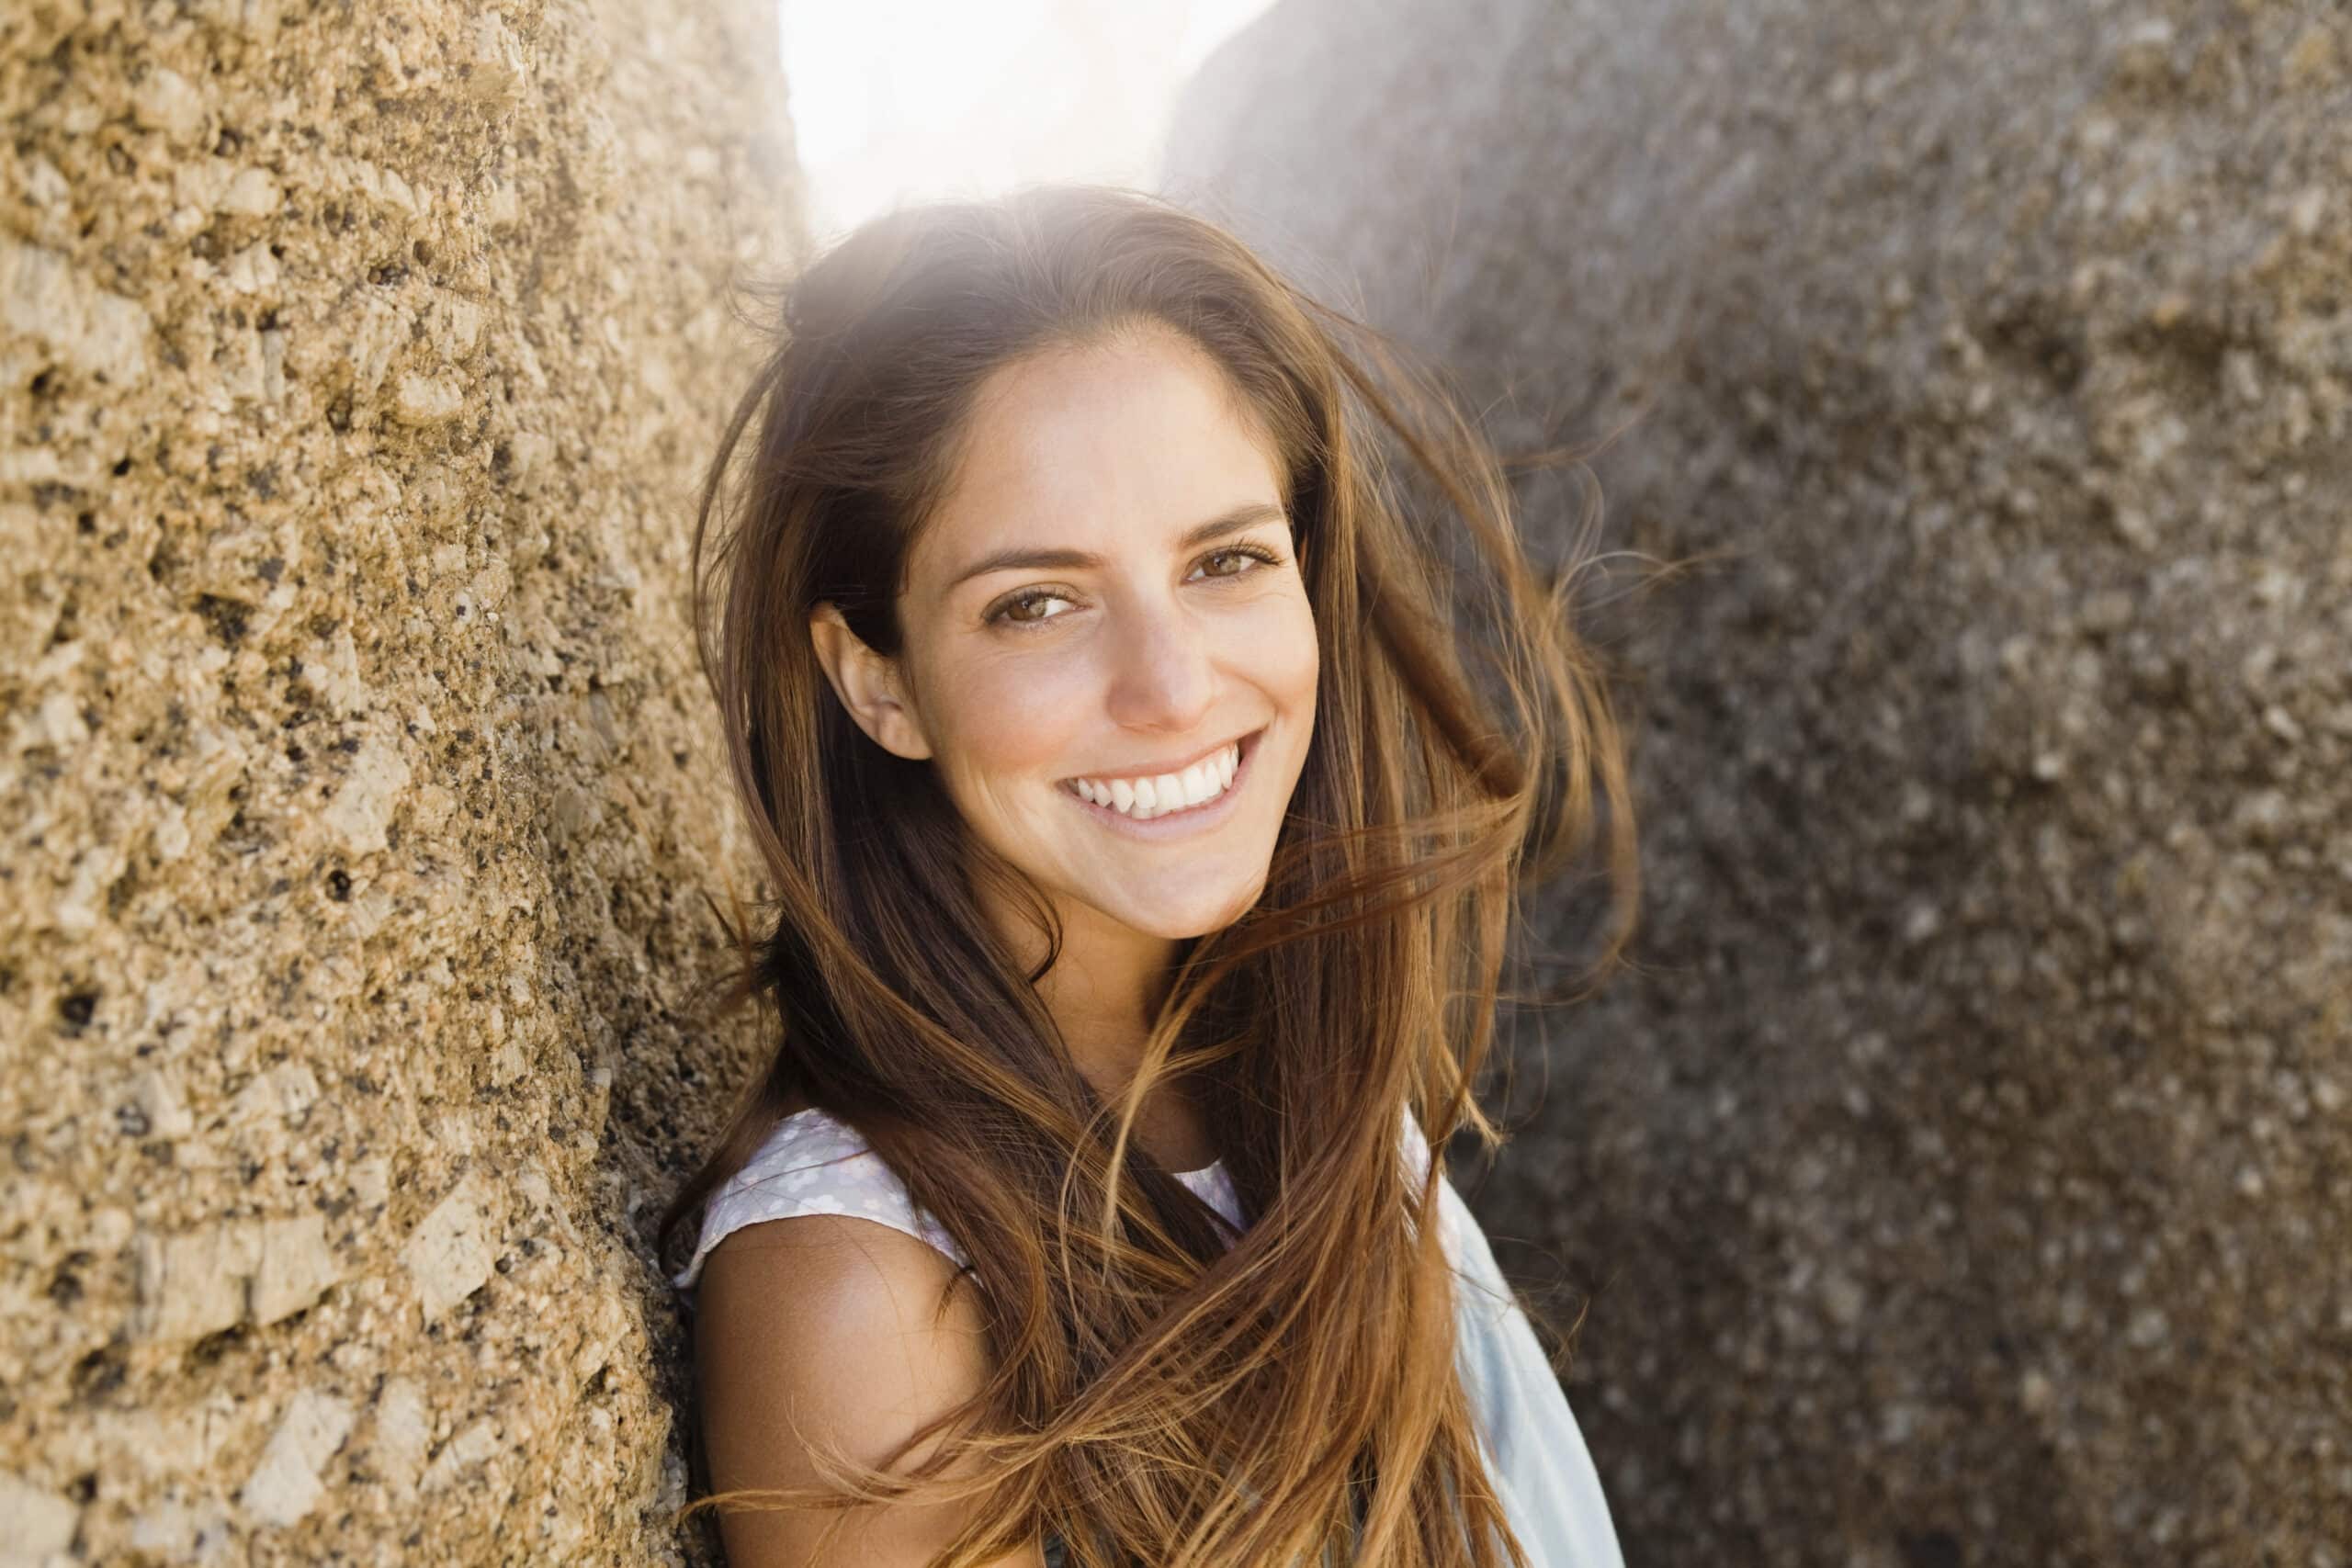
1170, 2, 2351, 1562
2, 2, 797, 1561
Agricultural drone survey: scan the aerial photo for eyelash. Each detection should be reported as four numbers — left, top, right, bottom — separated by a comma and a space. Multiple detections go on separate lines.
986, 544, 1285, 629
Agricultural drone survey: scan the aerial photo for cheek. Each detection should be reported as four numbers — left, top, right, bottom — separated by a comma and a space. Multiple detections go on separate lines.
927, 649, 1093, 787
1249, 588, 1321, 704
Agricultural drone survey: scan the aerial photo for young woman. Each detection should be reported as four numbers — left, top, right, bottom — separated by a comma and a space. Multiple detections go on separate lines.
659, 184, 1640, 1568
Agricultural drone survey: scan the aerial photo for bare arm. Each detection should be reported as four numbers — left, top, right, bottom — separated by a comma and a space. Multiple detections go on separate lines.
692, 1213, 1048, 1568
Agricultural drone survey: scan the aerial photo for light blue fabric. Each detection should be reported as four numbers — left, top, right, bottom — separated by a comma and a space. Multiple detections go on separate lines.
675, 1106, 1624, 1565
1202, 1110, 1626, 1567
1429, 1168, 1627, 1567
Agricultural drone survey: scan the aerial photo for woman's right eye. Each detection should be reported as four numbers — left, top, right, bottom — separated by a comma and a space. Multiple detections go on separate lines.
989, 588, 1076, 627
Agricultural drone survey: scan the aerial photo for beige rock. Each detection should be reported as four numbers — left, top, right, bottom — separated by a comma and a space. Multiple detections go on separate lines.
0, 239, 153, 384
218, 166, 283, 219
2, 1, 801, 1558
369, 1377, 433, 1498
419, 1416, 502, 1495
399, 1172, 501, 1325
0, 1472, 79, 1558
128, 1069, 197, 1140
389, 370, 466, 426
238, 1389, 355, 1529
130, 66, 208, 144
250, 1213, 341, 1326
134, 1221, 262, 1346
319, 735, 412, 857
126, 1495, 197, 1558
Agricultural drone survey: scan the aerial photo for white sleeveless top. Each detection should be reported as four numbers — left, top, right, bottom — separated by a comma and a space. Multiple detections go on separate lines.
673, 1107, 1624, 1567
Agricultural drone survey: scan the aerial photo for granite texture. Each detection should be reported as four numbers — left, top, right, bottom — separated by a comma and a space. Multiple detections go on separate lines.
2, 1, 798, 1561
1169, 3, 2351, 1562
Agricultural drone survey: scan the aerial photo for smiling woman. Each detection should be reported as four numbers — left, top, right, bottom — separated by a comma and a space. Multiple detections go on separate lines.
658, 185, 1641, 1568
809, 322, 1320, 1002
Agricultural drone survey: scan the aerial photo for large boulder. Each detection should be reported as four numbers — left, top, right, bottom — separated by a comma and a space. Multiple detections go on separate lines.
1170, 2, 2351, 1561
1, 2, 797, 1561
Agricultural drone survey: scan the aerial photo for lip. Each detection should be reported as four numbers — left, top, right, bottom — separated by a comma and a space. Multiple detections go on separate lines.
1059, 729, 1257, 790
1059, 727, 1264, 839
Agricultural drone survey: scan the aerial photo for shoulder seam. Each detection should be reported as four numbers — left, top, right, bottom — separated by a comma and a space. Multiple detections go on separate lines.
675, 1110, 969, 1291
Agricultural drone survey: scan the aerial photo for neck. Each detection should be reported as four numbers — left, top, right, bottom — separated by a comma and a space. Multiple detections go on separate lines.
981, 885, 1216, 1170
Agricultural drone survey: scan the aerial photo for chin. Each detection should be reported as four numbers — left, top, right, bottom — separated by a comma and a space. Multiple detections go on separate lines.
1106, 874, 1270, 942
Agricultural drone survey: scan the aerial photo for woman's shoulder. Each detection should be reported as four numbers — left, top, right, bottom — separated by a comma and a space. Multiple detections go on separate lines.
687, 1201, 1001, 1564
672, 1105, 969, 1294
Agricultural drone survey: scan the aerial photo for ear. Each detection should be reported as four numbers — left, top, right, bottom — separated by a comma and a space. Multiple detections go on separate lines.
808, 603, 933, 761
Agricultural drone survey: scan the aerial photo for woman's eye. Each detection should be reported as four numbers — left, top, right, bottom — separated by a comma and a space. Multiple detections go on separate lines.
989, 589, 1074, 627
1194, 544, 1282, 580
987, 546, 1283, 630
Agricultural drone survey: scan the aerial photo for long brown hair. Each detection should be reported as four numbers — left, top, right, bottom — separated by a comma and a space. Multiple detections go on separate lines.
659, 183, 1641, 1567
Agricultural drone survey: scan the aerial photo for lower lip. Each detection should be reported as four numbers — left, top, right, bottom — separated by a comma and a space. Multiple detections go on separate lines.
1059, 729, 1263, 840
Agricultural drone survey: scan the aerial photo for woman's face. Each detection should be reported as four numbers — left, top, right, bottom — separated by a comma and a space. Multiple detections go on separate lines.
825, 325, 1319, 947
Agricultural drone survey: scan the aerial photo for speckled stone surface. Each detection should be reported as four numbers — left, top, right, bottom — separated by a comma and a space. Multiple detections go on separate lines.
2, 1, 798, 1561
1169, 3, 2352, 1562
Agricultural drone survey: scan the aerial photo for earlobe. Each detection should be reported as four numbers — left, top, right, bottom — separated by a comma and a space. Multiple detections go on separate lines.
808, 604, 933, 761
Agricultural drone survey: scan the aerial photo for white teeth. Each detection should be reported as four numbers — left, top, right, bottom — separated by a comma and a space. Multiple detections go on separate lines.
1068, 740, 1245, 819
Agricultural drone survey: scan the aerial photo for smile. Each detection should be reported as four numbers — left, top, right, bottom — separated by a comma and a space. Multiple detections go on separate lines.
1058, 728, 1263, 832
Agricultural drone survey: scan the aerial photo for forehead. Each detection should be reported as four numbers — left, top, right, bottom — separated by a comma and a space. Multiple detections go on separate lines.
909, 328, 1284, 589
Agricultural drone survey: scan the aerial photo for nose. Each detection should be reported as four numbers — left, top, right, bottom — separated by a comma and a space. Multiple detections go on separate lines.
1102, 591, 1217, 734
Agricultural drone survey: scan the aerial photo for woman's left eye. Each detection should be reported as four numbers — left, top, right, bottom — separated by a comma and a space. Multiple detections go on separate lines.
1193, 544, 1283, 580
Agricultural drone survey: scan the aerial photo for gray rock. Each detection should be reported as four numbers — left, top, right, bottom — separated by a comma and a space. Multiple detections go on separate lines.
1170, 0, 2352, 1559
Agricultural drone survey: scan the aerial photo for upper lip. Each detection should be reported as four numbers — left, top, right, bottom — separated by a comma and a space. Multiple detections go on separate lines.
1062, 728, 1258, 784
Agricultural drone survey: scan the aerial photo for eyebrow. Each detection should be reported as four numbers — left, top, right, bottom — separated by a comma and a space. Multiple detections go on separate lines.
944, 502, 1289, 592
